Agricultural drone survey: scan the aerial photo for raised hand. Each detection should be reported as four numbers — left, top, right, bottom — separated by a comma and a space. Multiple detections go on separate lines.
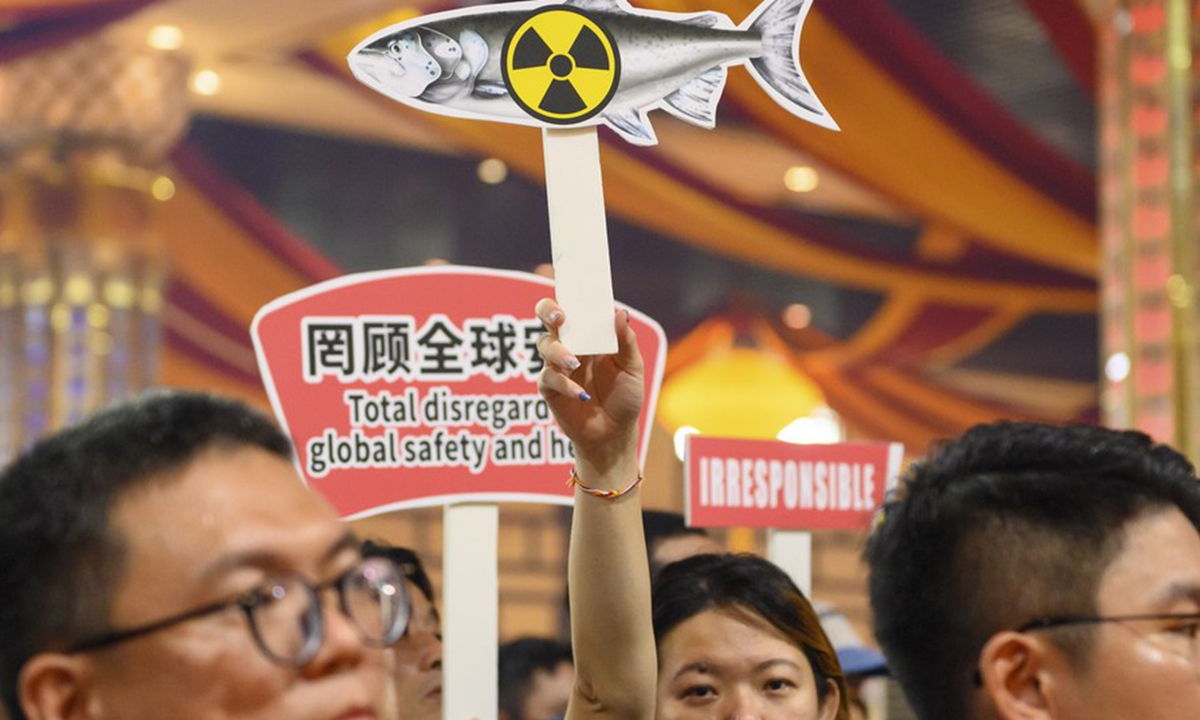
534, 298, 643, 479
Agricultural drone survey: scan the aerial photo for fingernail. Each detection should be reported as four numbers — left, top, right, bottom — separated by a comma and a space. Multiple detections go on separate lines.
562, 355, 580, 371
549, 311, 563, 324
578, 391, 592, 401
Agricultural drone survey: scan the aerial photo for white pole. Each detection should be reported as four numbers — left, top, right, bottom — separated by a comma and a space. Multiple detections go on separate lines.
767, 529, 812, 597
543, 127, 617, 356
443, 502, 499, 720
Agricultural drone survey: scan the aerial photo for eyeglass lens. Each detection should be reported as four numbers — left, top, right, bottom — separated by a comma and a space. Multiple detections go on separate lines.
342, 559, 406, 645
245, 557, 409, 665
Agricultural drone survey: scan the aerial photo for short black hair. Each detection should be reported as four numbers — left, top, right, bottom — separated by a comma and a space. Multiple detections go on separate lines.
865, 421, 1200, 720
0, 390, 292, 720
362, 540, 435, 602
561, 510, 711, 624
498, 637, 573, 720
652, 553, 848, 720
642, 509, 710, 577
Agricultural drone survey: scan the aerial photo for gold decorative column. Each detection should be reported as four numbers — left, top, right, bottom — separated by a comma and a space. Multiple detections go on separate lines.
1095, 0, 1200, 460
0, 32, 189, 461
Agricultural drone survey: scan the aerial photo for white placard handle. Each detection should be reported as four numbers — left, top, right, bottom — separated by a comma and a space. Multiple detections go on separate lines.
443, 503, 499, 720
543, 127, 617, 355
767, 529, 813, 598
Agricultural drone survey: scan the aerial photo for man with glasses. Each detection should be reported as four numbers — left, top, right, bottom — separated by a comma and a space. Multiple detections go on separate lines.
866, 422, 1200, 720
0, 390, 411, 720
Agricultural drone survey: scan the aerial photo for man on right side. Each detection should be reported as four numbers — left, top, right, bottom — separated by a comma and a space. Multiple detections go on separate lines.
866, 421, 1200, 720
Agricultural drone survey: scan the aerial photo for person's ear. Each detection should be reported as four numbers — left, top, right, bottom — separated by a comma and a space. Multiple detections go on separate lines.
815, 679, 841, 720
978, 631, 1066, 720
18, 653, 97, 720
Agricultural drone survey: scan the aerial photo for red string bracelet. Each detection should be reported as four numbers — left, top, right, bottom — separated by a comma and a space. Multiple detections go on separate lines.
566, 467, 644, 499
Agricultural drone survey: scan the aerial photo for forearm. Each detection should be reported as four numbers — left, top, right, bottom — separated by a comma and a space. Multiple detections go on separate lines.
567, 432, 657, 720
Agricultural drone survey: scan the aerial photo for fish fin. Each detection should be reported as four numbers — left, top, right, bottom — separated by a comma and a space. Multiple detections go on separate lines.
564, 0, 630, 14
472, 81, 509, 99
602, 108, 658, 146
741, 0, 837, 130
419, 27, 463, 76
459, 29, 488, 78
661, 66, 726, 128
678, 11, 735, 29
419, 79, 467, 103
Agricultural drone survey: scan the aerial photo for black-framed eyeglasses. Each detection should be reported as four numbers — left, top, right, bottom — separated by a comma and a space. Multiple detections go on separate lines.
66, 556, 411, 666
973, 610, 1200, 687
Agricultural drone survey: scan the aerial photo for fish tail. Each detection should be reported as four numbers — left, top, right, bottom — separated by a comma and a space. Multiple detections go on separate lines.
741, 0, 838, 130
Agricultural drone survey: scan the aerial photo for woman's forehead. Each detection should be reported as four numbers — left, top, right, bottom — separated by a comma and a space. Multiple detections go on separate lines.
661, 605, 811, 663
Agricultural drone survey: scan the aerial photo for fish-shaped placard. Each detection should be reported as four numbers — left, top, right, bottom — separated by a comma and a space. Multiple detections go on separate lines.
349, 0, 837, 146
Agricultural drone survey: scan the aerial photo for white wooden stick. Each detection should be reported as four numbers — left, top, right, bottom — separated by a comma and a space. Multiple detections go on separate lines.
543, 127, 617, 355
443, 503, 499, 720
767, 529, 813, 597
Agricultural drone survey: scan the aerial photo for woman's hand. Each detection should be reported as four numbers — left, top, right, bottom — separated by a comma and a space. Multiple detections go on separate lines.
535, 298, 643, 478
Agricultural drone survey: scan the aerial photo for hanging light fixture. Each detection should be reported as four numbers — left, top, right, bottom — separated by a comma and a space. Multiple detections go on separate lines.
658, 346, 827, 439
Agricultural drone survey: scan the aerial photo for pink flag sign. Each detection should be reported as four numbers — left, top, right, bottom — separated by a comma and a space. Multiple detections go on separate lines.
685, 436, 903, 530
252, 266, 666, 519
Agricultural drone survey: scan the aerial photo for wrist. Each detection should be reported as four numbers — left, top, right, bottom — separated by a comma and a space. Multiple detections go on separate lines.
568, 466, 643, 499
573, 428, 639, 487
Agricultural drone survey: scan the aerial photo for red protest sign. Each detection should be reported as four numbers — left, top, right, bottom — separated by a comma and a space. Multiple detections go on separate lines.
252, 266, 666, 518
684, 436, 903, 531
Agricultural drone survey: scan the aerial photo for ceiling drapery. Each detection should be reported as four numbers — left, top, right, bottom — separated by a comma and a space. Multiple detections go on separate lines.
1, 0, 1101, 451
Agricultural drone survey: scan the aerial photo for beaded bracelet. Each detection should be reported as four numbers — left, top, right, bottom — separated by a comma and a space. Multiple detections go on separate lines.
566, 467, 644, 499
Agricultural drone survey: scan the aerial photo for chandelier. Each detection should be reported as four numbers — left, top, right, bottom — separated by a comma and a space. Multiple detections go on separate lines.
0, 31, 190, 460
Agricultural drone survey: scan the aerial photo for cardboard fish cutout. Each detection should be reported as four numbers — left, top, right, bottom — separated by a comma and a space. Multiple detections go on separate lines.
349, 0, 837, 146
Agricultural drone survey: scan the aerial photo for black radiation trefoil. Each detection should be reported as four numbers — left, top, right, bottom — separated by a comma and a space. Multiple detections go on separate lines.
503, 8, 620, 124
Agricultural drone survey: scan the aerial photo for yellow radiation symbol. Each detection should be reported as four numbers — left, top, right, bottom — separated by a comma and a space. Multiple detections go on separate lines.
502, 7, 620, 124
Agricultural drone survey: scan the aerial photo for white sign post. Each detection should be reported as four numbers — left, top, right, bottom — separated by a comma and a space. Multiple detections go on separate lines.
443, 503, 500, 720
544, 127, 617, 354
767, 529, 813, 597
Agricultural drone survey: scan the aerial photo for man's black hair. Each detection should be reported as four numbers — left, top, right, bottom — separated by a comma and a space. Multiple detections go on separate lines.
362, 540, 435, 602
561, 509, 711, 625
641, 509, 709, 577
497, 637, 573, 720
865, 421, 1200, 720
0, 390, 292, 720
